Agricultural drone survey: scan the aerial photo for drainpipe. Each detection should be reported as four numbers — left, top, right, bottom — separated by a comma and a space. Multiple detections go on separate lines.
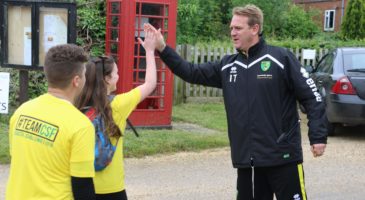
341, 0, 345, 24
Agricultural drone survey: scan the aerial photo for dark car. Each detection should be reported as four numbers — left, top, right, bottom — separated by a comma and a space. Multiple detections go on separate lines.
304, 47, 365, 135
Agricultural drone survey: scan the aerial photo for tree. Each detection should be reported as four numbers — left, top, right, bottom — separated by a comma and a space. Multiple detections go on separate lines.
176, 0, 202, 43
77, 0, 106, 55
341, 0, 365, 39
177, 0, 232, 43
231, 0, 292, 37
197, 0, 229, 41
280, 5, 320, 39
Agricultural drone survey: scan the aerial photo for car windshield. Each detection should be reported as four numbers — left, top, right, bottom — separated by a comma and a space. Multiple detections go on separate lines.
344, 53, 365, 71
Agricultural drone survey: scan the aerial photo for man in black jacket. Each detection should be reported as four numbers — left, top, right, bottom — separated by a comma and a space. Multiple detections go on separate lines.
146, 4, 327, 200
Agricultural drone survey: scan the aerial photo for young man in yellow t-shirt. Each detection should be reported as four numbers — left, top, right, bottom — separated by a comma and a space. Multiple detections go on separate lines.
6, 44, 96, 200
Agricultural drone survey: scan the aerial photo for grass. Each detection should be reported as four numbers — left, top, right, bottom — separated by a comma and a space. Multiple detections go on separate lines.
172, 102, 228, 132
0, 122, 10, 164
124, 128, 228, 158
0, 102, 229, 163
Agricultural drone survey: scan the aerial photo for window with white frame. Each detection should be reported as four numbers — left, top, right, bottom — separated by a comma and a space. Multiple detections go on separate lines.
324, 10, 335, 31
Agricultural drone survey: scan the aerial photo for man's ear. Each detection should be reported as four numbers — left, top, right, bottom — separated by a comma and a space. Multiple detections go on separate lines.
252, 24, 260, 35
72, 75, 81, 88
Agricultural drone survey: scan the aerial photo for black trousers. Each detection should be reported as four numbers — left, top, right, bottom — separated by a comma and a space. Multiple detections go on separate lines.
96, 190, 127, 200
237, 162, 307, 200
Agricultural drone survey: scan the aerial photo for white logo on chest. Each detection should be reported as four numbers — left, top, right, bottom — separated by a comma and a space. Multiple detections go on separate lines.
229, 67, 238, 82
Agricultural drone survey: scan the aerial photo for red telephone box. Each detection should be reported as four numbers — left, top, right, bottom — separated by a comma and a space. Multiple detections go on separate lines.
105, 0, 177, 127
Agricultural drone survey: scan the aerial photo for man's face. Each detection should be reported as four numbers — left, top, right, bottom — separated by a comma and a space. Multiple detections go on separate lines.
230, 15, 258, 52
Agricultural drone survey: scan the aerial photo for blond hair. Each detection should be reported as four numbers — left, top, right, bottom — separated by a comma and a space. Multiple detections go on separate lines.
232, 4, 263, 34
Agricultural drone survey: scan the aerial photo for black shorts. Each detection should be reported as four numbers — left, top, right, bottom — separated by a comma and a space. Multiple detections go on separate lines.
236, 162, 307, 200
96, 190, 127, 200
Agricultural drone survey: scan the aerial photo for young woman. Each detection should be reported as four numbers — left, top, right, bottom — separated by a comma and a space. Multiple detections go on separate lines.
76, 25, 158, 200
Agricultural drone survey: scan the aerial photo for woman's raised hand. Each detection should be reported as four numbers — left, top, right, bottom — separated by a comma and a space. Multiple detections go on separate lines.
137, 23, 158, 52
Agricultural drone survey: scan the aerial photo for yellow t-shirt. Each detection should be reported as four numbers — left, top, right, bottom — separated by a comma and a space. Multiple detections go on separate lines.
93, 88, 141, 194
6, 93, 95, 200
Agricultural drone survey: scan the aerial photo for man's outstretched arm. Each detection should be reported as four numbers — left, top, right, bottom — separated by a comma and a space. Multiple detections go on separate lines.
145, 23, 223, 88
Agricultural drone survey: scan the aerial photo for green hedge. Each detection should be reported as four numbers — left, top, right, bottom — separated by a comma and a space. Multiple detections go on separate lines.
192, 34, 365, 50
268, 35, 365, 49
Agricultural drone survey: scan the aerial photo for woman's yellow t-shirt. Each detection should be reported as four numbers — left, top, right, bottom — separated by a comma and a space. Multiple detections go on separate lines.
93, 88, 141, 194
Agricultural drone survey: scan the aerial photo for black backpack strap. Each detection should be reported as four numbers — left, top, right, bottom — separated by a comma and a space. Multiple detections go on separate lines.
108, 95, 139, 137
126, 118, 139, 137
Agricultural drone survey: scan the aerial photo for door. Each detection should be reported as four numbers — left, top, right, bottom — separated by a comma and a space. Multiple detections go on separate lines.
312, 50, 336, 100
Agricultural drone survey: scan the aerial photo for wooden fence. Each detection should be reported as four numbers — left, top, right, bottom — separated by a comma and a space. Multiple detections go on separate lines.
173, 44, 329, 104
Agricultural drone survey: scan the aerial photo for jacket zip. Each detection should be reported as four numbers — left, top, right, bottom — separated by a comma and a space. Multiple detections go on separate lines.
251, 157, 255, 199
245, 53, 255, 199
276, 120, 301, 144
244, 53, 252, 165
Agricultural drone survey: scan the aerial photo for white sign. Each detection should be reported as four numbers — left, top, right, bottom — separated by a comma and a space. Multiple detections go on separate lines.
24, 27, 32, 65
43, 14, 68, 52
302, 49, 316, 60
0, 72, 10, 114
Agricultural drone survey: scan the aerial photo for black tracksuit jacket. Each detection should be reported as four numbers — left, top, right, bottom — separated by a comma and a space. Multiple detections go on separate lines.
159, 37, 327, 168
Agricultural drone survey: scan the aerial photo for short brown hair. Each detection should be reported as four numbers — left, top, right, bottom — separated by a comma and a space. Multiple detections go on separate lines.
44, 44, 89, 89
232, 4, 264, 34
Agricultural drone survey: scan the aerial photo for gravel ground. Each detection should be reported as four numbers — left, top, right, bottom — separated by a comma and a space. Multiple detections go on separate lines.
0, 165, 8, 199
124, 124, 365, 200
1, 119, 365, 200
